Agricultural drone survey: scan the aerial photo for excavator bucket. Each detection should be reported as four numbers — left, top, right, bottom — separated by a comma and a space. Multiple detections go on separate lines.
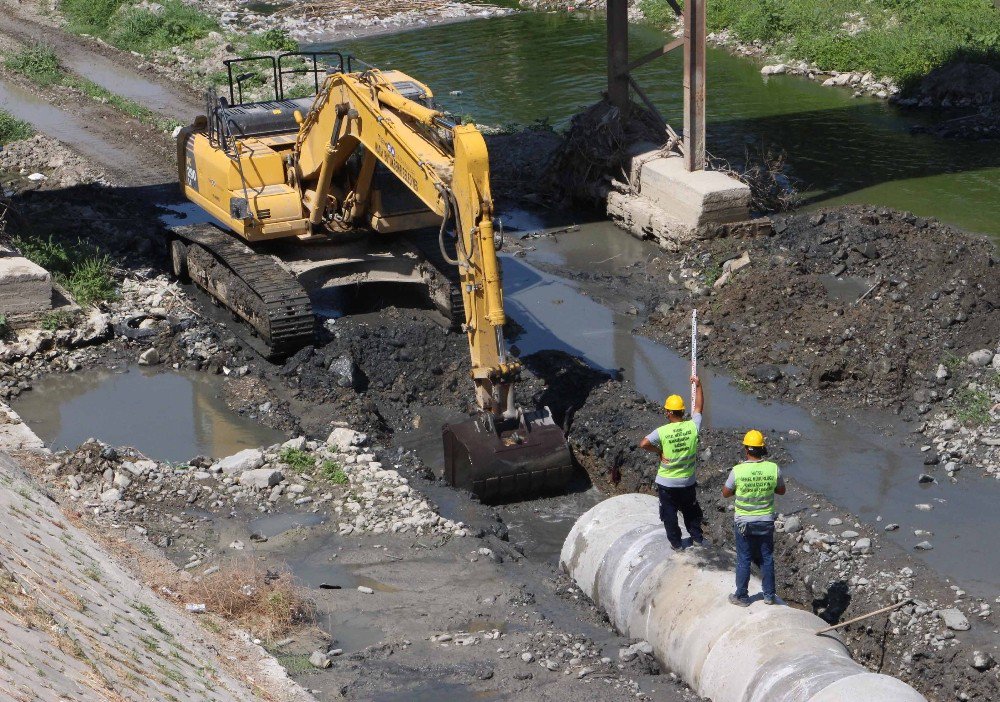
442, 407, 574, 503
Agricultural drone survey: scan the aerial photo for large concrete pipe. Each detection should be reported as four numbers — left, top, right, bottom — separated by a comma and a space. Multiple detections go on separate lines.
560, 494, 926, 702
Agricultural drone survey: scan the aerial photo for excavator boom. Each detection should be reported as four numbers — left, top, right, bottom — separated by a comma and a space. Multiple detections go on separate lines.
175, 54, 572, 502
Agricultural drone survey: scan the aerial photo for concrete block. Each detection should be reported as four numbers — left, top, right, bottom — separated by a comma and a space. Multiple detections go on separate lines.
634, 153, 751, 227
0, 256, 51, 315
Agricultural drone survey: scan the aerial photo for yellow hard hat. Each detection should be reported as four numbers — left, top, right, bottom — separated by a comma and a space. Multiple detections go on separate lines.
743, 429, 766, 448
664, 395, 685, 412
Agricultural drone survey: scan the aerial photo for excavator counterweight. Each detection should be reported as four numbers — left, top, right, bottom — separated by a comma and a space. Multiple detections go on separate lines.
172, 51, 573, 502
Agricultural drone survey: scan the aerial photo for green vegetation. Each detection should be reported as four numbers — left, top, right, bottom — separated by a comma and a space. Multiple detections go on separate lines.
61, 0, 217, 53
4, 45, 62, 86
0, 315, 8, 338
12, 234, 118, 307
279, 447, 315, 472
0, 111, 33, 144
953, 383, 995, 426
641, 0, 1000, 88
41, 311, 76, 331
4, 44, 178, 131
275, 653, 317, 675
320, 460, 348, 485
244, 29, 298, 53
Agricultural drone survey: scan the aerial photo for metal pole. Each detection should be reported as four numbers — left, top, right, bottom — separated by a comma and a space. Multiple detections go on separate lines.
607, 0, 629, 113
690, 309, 697, 412
682, 0, 706, 171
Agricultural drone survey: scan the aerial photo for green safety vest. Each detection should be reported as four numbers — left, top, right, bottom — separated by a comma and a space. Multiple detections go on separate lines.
656, 421, 699, 481
733, 461, 779, 517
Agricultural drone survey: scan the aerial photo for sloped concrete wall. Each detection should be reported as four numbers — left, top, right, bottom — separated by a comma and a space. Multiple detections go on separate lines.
560, 494, 926, 702
0, 408, 313, 701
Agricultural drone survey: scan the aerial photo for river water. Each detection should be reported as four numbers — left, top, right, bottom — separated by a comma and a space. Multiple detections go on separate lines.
322, 12, 1000, 241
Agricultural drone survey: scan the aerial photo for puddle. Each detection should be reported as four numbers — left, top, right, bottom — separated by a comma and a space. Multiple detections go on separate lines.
817, 273, 872, 302
0, 78, 141, 168
372, 683, 502, 702
500, 485, 605, 563
497, 229, 1000, 597
11, 365, 284, 462
62, 55, 178, 117
248, 512, 326, 538
461, 618, 509, 634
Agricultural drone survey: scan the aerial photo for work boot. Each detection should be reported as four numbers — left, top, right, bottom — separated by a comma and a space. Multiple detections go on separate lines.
728, 594, 751, 608
762, 596, 777, 605
668, 541, 685, 551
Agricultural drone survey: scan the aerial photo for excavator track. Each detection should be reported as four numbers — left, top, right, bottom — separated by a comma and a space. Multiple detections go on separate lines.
171, 223, 314, 359
406, 229, 465, 328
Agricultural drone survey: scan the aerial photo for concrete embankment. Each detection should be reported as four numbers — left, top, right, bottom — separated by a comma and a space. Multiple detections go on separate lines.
0, 404, 311, 702
560, 494, 927, 702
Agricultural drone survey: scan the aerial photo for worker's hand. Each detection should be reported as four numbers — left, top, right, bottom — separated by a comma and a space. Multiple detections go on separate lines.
690, 375, 701, 387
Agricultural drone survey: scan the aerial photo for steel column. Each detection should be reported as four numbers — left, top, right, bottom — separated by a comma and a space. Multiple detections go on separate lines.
607, 0, 629, 112
682, 0, 706, 171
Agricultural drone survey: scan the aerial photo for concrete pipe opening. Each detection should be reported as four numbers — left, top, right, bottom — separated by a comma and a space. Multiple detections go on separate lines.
560, 494, 926, 702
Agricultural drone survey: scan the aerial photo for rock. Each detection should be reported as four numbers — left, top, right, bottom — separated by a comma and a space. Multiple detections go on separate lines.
327, 427, 367, 450
100, 488, 122, 503
113, 472, 132, 489
915, 540, 934, 550
521, 652, 534, 663
27, 173, 46, 182
935, 364, 950, 381
827, 517, 843, 526
70, 309, 110, 347
619, 647, 637, 662
914, 503, 933, 511
138, 347, 160, 366
967, 349, 994, 367
851, 537, 871, 555
937, 608, 970, 631
309, 650, 331, 668
939, 418, 958, 433
544, 660, 560, 671
282, 436, 307, 451
229, 540, 245, 550
918, 473, 936, 484
328, 648, 343, 657
971, 650, 996, 671
841, 530, 860, 538
214, 448, 264, 475
357, 586, 374, 594
884, 523, 899, 531
239, 468, 284, 489
328, 354, 364, 390
752, 364, 783, 383
761, 64, 787, 76
782, 516, 803, 533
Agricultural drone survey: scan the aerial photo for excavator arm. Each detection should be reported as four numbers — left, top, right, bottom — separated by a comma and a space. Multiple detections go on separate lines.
293, 69, 517, 418
293, 69, 572, 501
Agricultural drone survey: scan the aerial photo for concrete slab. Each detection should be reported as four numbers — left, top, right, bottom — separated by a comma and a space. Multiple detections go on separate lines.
0, 255, 51, 315
606, 148, 755, 250
636, 153, 751, 227
0, 403, 44, 451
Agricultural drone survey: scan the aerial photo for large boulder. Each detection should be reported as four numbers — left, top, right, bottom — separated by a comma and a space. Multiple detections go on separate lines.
239, 468, 284, 489
214, 448, 264, 475
327, 427, 367, 450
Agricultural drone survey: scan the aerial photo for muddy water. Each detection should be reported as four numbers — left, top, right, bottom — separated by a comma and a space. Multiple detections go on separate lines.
12, 365, 284, 461
334, 13, 1000, 241
0, 79, 141, 168
498, 220, 999, 597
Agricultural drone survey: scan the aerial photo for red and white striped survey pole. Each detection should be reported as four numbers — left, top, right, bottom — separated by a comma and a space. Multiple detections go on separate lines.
690, 309, 698, 413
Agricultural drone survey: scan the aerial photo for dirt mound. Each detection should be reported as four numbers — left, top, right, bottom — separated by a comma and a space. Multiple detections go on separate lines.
643, 205, 1000, 418
919, 62, 1000, 106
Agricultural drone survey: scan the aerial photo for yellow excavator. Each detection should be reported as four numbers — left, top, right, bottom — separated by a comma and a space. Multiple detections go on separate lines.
170, 51, 572, 502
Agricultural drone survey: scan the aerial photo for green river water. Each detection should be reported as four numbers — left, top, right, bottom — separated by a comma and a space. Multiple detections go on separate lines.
323, 12, 1000, 241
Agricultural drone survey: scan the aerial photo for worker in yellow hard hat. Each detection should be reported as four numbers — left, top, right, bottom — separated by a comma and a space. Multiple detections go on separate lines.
722, 430, 786, 607
638, 375, 705, 550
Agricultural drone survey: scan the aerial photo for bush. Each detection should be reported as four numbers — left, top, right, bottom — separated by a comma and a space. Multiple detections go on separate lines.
12, 234, 74, 273
63, 256, 117, 306
695, 0, 1000, 87
279, 447, 314, 472
61, 0, 218, 53
320, 460, 348, 485
4, 45, 63, 87
244, 29, 298, 54
0, 111, 33, 145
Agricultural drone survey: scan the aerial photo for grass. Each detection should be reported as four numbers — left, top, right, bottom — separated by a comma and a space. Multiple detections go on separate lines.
182, 560, 314, 641
274, 653, 317, 676
4, 44, 178, 131
12, 234, 117, 306
41, 311, 76, 331
0, 315, 8, 338
243, 29, 298, 54
279, 448, 315, 472
642, 0, 1000, 90
61, 0, 217, 53
0, 111, 33, 145
320, 460, 348, 485
953, 384, 995, 426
